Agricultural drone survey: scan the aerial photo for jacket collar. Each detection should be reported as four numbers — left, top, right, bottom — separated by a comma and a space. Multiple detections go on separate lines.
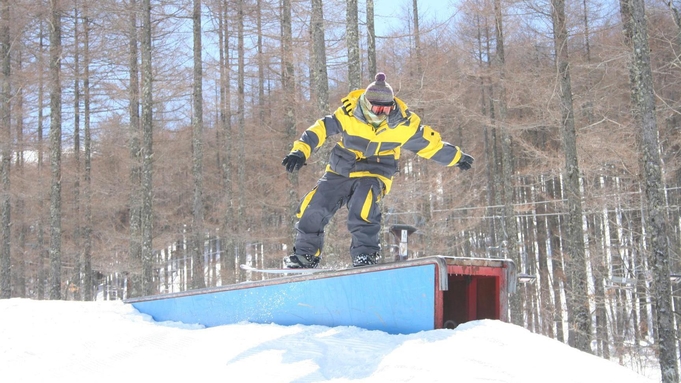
341, 90, 410, 128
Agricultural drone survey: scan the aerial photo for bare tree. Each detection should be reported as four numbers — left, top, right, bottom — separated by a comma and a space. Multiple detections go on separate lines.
48, 0, 63, 300
492, 0, 521, 325
36, 19, 47, 300
412, 0, 421, 75
236, 0, 246, 276
665, 1, 681, 49
191, 0, 205, 289
81, 2, 92, 301
366, 0, 376, 77
0, 0, 10, 299
256, 0, 265, 120
14, 49, 27, 298
128, 0, 143, 297
72, 4, 82, 301
579, 0, 608, 358
311, 0, 329, 114
620, 0, 679, 380
140, 0, 154, 296
216, 0, 235, 284
551, 0, 591, 353
281, 0, 299, 245
346, 0, 360, 90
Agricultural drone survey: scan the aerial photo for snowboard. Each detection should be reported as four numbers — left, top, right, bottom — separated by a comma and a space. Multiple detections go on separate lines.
239, 264, 333, 274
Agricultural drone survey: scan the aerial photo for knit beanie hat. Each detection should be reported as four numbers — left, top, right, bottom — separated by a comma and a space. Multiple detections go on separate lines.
364, 73, 394, 106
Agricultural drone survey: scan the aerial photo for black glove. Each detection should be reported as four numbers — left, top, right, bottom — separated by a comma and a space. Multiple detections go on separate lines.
282, 151, 306, 173
456, 153, 474, 171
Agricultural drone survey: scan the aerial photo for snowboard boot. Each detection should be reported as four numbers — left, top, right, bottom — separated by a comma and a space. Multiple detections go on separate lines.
352, 253, 381, 267
284, 254, 320, 269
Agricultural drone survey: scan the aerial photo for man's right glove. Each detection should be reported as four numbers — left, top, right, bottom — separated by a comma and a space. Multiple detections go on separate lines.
282, 151, 306, 173
456, 153, 474, 171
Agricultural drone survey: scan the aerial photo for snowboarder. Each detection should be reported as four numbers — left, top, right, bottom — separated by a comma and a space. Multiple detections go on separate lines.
282, 73, 474, 268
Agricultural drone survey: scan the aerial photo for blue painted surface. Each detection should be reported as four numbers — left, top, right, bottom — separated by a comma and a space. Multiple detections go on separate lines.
131, 264, 436, 334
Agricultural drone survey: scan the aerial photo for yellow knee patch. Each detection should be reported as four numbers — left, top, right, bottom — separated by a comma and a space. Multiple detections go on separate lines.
360, 189, 374, 223
296, 187, 318, 219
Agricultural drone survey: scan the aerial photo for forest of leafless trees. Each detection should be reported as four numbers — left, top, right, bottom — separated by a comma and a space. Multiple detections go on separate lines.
0, 0, 680, 380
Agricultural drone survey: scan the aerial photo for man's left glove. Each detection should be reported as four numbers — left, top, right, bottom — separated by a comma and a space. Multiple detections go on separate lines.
456, 153, 474, 171
282, 151, 306, 173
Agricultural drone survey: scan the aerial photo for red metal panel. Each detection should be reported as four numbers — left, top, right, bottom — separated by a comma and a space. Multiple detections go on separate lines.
467, 277, 478, 321
496, 273, 502, 319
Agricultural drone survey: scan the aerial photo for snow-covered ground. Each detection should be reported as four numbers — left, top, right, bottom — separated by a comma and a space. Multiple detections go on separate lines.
0, 298, 657, 382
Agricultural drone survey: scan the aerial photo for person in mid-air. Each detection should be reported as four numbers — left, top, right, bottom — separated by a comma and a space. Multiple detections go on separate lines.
282, 73, 474, 268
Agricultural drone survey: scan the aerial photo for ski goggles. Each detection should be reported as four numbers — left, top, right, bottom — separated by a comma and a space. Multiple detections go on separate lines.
370, 101, 395, 116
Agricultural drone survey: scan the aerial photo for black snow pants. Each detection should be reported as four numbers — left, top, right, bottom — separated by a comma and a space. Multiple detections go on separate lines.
294, 172, 383, 259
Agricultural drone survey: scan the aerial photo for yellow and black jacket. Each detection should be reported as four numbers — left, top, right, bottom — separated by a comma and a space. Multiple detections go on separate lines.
290, 89, 463, 194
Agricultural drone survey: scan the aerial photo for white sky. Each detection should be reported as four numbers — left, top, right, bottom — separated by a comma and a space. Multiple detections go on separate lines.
0, 299, 658, 382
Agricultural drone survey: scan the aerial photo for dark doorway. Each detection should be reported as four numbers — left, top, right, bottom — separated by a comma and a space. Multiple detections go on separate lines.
443, 274, 500, 329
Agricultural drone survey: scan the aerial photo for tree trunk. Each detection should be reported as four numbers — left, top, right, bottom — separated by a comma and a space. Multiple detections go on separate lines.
15, 52, 26, 298
366, 0, 376, 78
236, 0, 246, 280
412, 0, 422, 76
49, 0, 63, 301
10, 50, 25, 298
535, 179, 554, 338
0, 0, 10, 299
551, 0, 592, 353
665, 1, 681, 49
72, 5, 82, 301
620, 0, 679, 380
582, 0, 592, 62
547, 176, 565, 343
256, 0, 265, 121
492, 0, 521, 325
346, 0, 360, 90
593, 211, 610, 358
311, 0, 329, 114
191, 0, 205, 290
477, 15, 497, 253
140, 0, 154, 296
82, 6, 93, 301
128, 0, 143, 297
281, 0, 299, 248
217, 0, 235, 285
36, 22, 47, 300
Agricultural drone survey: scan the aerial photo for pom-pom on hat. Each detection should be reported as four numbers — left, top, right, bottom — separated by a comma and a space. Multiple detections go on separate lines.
364, 72, 394, 106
